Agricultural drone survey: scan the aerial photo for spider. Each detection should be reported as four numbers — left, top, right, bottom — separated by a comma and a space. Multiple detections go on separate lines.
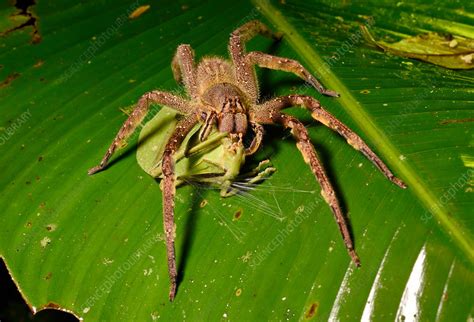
88, 20, 407, 301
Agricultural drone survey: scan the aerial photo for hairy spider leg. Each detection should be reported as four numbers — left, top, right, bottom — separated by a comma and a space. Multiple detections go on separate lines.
255, 95, 407, 188
88, 92, 193, 175
246, 51, 339, 97
161, 114, 198, 301
229, 20, 282, 103
274, 113, 361, 265
172, 44, 199, 100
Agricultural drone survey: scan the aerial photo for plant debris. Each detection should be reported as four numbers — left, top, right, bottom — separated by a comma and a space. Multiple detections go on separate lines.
361, 26, 474, 69
129, 5, 150, 19
0, 72, 21, 89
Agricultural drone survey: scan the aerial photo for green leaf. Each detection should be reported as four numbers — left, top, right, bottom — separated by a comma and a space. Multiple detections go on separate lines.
0, 2, 29, 35
0, 0, 473, 321
136, 107, 230, 180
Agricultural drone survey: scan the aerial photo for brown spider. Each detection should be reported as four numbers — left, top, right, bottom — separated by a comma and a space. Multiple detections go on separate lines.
88, 20, 407, 301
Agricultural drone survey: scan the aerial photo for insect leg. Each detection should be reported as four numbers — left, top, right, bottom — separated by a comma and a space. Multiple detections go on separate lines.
88, 91, 193, 175
225, 161, 276, 197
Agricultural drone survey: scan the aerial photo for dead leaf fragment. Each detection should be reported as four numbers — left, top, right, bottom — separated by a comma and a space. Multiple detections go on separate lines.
0, 72, 20, 88
129, 5, 150, 19
361, 25, 474, 69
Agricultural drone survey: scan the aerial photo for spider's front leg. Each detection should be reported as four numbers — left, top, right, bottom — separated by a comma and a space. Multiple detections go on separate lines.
272, 113, 360, 265
229, 20, 282, 102
246, 51, 339, 97
161, 114, 198, 301
172, 44, 198, 99
87, 91, 192, 175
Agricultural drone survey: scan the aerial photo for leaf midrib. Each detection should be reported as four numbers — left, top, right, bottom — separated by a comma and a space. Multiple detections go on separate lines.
254, 0, 473, 264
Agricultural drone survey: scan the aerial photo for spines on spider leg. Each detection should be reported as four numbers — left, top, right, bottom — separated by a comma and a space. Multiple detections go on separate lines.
308, 106, 407, 189
87, 91, 192, 175
269, 94, 407, 189
160, 115, 198, 301
231, 20, 280, 44
87, 98, 150, 175
228, 34, 259, 102
162, 150, 178, 301
172, 44, 199, 99
246, 51, 339, 97
229, 20, 281, 103
278, 114, 360, 266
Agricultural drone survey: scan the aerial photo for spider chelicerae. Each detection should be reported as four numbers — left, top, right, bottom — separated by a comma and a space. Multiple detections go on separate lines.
88, 20, 406, 301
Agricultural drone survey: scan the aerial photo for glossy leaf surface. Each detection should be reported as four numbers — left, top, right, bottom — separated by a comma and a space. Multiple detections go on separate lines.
0, 0, 472, 320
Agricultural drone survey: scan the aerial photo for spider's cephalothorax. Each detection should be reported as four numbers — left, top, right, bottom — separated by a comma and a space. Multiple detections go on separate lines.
88, 20, 407, 301
201, 82, 249, 140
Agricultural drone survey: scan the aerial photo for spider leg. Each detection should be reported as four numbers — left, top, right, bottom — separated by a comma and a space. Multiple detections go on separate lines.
245, 122, 264, 155
172, 44, 199, 99
272, 113, 360, 265
88, 91, 194, 175
246, 51, 339, 97
229, 20, 282, 102
161, 114, 198, 301
252, 95, 407, 188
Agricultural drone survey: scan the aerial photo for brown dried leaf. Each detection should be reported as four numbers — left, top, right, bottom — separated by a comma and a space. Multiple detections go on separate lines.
361, 25, 474, 69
